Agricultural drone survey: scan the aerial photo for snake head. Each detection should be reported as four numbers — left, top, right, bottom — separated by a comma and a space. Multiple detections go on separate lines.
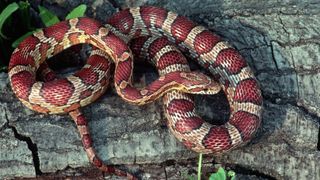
179, 72, 221, 95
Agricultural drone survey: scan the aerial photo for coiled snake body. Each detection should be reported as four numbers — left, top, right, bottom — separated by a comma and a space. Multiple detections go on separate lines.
8, 6, 262, 179
107, 6, 263, 154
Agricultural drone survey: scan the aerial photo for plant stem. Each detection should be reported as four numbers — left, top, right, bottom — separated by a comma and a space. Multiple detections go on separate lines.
197, 153, 203, 180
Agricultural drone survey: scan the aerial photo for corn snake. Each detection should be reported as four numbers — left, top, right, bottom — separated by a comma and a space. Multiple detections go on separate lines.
8, 6, 263, 179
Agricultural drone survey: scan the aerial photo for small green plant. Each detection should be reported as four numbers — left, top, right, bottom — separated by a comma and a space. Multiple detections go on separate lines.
182, 153, 204, 180
0, 1, 87, 72
184, 153, 236, 180
0, 1, 28, 69
209, 167, 236, 180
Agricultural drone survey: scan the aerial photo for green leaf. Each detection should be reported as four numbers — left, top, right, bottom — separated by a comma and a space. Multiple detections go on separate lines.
227, 170, 236, 180
65, 4, 87, 20
12, 30, 39, 48
0, 2, 19, 39
38, 6, 60, 27
209, 167, 227, 180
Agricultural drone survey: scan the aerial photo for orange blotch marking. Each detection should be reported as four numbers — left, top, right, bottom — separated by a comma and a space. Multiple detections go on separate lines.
98, 27, 109, 36
91, 91, 103, 102
120, 52, 130, 61
119, 81, 128, 89
68, 32, 82, 44
63, 103, 80, 113
140, 89, 148, 96
32, 104, 50, 114
53, 44, 65, 54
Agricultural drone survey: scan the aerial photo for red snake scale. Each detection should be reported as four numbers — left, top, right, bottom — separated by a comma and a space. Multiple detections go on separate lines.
8, 6, 262, 179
